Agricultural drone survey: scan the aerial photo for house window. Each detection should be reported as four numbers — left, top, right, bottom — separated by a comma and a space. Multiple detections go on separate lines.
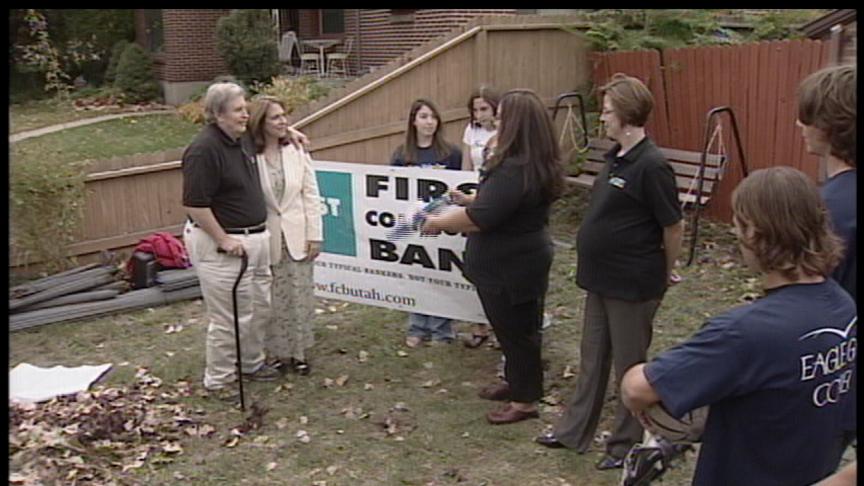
321, 9, 344, 34
390, 9, 417, 23
143, 9, 163, 53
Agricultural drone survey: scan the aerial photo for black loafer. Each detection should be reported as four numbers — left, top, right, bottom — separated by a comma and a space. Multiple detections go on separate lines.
535, 432, 566, 449
595, 454, 625, 470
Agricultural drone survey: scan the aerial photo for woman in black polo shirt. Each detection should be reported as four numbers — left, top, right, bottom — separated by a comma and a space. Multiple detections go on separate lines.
422, 89, 565, 424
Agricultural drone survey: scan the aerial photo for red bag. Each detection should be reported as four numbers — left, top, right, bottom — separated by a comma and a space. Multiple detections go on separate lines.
125, 232, 191, 275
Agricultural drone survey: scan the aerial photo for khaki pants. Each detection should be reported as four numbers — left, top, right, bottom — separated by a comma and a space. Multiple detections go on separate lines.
185, 222, 272, 389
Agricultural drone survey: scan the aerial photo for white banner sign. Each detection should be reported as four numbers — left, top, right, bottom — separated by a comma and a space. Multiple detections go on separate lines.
311, 160, 487, 323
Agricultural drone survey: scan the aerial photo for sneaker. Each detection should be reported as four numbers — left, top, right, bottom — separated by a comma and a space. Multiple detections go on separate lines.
242, 364, 280, 382
620, 436, 692, 486
268, 358, 289, 374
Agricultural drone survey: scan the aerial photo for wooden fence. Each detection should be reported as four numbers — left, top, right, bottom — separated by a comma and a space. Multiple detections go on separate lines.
10, 15, 592, 271
13, 27, 833, 272
291, 14, 592, 164
592, 39, 832, 221
10, 151, 186, 271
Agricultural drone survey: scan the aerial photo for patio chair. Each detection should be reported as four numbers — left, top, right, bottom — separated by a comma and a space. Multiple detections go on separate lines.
278, 31, 299, 73
326, 38, 353, 77
299, 40, 322, 77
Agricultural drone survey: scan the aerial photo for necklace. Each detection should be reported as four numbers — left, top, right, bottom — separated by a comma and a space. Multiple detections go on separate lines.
265, 149, 282, 167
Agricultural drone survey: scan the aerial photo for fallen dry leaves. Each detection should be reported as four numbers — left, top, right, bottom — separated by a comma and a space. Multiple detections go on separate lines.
9, 368, 215, 485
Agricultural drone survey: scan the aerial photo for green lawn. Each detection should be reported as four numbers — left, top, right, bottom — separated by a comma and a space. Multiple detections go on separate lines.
10, 189, 766, 485
9, 98, 139, 135
10, 114, 201, 169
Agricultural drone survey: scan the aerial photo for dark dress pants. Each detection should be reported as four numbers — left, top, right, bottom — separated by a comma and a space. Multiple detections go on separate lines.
476, 285, 544, 403
554, 291, 661, 458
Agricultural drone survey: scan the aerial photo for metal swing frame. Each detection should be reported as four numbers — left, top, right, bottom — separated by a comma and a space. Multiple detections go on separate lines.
686, 106, 749, 266
552, 91, 589, 151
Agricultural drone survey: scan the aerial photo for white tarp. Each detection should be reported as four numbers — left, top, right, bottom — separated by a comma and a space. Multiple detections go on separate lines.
312, 161, 488, 323
9, 363, 112, 403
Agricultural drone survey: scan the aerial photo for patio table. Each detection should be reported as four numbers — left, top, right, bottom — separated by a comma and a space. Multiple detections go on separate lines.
302, 39, 341, 77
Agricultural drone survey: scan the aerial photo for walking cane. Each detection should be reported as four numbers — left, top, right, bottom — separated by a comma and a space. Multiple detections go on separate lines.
224, 250, 249, 411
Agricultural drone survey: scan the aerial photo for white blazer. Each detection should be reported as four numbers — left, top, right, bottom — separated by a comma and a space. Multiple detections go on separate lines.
256, 144, 323, 264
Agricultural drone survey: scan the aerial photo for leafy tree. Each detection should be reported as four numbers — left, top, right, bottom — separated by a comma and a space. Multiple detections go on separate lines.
55, 10, 135, 85
10, 9, 134, 100
578, 9, 823, 52
13, 9, 72, 97
747, 11, 815, 41
114, 42, 161, 103
215, 9, 281, 86
104, 40, 130, 85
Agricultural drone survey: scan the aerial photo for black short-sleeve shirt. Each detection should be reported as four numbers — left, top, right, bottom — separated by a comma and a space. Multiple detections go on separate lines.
464, 157, 554, 303
575, 137, 682, 301
181, 124, 267, 229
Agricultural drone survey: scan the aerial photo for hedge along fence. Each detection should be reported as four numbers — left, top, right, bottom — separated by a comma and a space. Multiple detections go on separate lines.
9, 149, 186, 273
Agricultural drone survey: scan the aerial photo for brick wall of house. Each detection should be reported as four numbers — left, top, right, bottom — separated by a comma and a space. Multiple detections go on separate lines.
298, 10, 318, 39
161, 9, 231, 83
148, 9, 521, 84
353, 9, 517, 72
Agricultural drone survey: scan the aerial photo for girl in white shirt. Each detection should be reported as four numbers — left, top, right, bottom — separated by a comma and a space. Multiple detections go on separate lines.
462, 86, 500, 171
461, 87, 500, 348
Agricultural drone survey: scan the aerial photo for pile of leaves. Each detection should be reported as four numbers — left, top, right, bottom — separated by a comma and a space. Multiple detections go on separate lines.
9, 368, 214, 485
68, 84, 171, 112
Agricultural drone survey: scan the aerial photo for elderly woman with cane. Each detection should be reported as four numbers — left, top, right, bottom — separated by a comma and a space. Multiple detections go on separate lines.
422, 89, 565, 424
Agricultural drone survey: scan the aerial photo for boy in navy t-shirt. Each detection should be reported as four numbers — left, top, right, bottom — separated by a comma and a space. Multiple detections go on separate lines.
620, 167, 856, 486
796, 65, 857, 455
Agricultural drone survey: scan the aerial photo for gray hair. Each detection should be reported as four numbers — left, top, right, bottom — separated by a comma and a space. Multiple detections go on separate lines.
203, 82, 246, 124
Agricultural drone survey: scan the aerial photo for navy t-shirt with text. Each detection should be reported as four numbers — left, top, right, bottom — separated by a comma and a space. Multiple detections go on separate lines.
822, 168, 857, 440
645, 280, 856, 486
390, 144, 462, 171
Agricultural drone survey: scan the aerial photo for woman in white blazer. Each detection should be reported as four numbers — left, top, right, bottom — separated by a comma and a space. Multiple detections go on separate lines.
248, 95, 323, 375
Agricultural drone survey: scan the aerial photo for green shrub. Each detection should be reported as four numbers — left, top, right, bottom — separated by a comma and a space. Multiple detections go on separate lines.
748, 12, 810, 41
104, 40, 131, 85
10, 67, 50, 104
251, 76, 330, 114
177, 101, 205, 125
114, 43, 161, 103
215, 10, 281, 86
10, 158, 87, 273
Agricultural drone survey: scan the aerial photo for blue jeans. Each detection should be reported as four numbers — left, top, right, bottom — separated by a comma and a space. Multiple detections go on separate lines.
407, 313, 454, 342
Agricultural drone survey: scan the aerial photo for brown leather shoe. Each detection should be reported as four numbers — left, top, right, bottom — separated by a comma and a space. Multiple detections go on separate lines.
486, 404, 539, 425
478, 382, 511, 401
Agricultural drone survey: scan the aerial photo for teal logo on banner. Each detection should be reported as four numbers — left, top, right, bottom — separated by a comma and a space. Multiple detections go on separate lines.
316, 170, 356, 256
